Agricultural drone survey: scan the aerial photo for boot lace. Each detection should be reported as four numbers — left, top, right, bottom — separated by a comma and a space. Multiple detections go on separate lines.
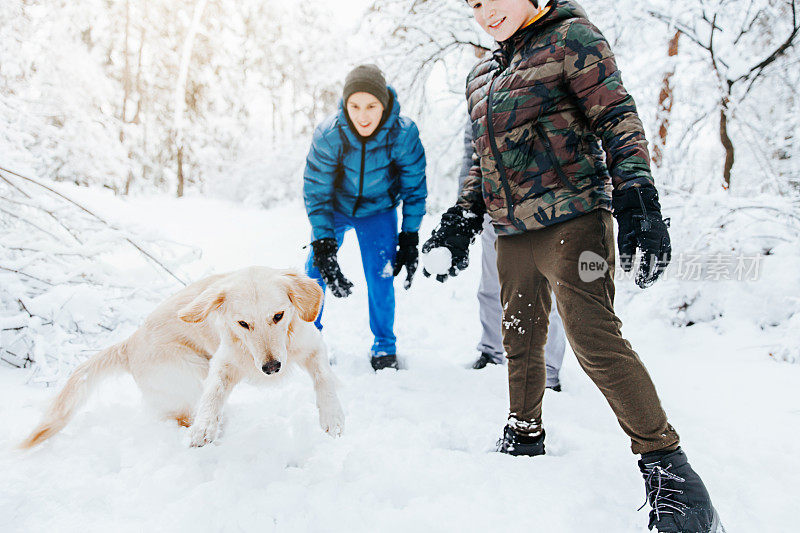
496, 427, 514, 452
638, 463, 689, 526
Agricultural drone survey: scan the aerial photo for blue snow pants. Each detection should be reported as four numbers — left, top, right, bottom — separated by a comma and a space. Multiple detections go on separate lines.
305, 209, 398, 356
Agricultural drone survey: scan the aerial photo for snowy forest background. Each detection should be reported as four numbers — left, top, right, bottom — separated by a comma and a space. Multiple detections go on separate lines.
2, 2, 799, 530
1, 0, 799, 382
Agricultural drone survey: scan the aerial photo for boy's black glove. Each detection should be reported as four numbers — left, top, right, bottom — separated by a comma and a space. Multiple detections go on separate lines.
421, 206, 484, 282
311, 238, 353, 298
393, 231, 419, 290
612, 185, 672, 289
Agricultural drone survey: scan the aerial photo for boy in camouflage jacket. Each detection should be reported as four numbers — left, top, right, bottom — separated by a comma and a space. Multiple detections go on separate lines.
423, 1, 723, 532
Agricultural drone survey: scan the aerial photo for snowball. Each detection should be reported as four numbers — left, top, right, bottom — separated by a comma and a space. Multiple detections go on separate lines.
422, 247, 452, 276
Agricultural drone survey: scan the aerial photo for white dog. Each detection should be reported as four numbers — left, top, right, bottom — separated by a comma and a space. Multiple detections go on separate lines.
20, 266, 344, 448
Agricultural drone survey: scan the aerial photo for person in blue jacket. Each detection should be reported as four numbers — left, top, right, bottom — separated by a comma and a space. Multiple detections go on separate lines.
303, 64, 427, 371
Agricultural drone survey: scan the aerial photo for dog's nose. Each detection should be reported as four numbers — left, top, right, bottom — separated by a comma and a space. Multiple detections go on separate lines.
262, 360, 281, 375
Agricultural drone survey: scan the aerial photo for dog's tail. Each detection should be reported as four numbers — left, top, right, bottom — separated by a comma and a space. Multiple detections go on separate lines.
19, 341, 129, 449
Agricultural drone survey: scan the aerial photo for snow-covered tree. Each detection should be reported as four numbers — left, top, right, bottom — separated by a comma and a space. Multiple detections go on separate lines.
0, 0, 350, 198
646, 0, 799, 193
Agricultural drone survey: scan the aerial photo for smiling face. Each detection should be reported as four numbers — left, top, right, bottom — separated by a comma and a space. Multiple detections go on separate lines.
468, 0, 541, 42
346, 92, 384, 137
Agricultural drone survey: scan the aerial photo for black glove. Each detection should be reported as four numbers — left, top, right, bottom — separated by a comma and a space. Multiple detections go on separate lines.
421, 206, 484, 282
310, 238, 353, 298
393, 231, 419, 290
612, 185, 672, 289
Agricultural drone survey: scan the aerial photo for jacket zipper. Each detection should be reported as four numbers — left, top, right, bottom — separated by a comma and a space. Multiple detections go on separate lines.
534, 123, 580, 193
353, 141, 366, 215
486, 72, 526, 232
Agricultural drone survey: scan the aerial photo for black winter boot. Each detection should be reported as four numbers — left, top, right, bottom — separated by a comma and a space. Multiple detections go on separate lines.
371, 354, 398, 371
638, 448, 725, 532
495, 425, 545, 457
472, 352, 501, 369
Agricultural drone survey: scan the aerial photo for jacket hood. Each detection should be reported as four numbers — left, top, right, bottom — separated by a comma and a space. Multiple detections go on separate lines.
337, 85, 401, 146
547, 0, 589, 25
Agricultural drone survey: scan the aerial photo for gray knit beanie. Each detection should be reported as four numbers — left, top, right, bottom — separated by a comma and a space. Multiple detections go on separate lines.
342, 64, 389, 108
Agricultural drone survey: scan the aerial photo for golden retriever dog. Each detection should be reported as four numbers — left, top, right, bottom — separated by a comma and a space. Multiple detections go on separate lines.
20, 266, 344, 449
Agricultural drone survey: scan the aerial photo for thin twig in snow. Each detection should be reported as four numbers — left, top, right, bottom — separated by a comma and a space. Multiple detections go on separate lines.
0, 173, 32, 198
0, 266, 54, 286
0, 194, 84, 244
18, 298, 32, 317
0, 166, 187, 286
0, 205, 66, 242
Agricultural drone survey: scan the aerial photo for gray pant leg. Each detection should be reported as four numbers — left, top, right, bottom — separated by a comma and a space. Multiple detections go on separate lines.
476, 215, 504, 361
545, 300, 565, 387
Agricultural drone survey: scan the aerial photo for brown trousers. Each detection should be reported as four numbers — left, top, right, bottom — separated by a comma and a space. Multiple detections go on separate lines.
496, 209, 680, 455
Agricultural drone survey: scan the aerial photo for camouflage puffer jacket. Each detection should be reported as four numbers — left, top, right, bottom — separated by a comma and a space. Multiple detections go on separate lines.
458, 0, 655, 235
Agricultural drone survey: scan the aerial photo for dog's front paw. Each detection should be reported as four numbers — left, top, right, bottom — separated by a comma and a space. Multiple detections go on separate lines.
318, 403, 345, 438
188, 415, 222, 447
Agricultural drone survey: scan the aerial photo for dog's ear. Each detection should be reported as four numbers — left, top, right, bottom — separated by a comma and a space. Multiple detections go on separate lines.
283, 271, 323, 322
178, 286, 226, 323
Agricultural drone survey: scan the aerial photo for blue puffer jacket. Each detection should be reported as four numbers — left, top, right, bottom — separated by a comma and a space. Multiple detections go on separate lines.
303, 86, 427, 241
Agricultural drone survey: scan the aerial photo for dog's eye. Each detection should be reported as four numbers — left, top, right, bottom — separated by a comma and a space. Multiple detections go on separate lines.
238, 321, 250, 330
272, 312, 284, 324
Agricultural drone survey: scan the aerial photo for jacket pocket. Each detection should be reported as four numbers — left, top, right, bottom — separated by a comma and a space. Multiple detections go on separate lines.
534, 123, 580, 193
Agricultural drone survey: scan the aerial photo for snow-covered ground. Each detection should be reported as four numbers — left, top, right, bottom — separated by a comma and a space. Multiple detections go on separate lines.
1, 187, 797, 532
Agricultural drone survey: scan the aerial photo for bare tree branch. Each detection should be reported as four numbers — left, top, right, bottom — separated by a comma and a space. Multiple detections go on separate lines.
733, 0, 763, 45
646, 10, 710, 50
734, 1, 799, 88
